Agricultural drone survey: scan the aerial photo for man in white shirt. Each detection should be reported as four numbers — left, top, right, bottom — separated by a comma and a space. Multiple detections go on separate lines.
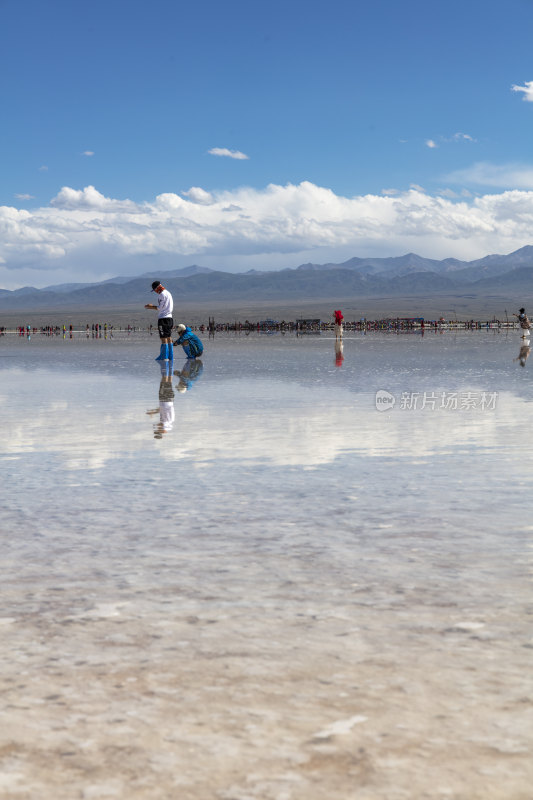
145, 280, 174, 360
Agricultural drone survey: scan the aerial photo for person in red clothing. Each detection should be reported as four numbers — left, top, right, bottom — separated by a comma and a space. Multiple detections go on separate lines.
333, 309, 344, 339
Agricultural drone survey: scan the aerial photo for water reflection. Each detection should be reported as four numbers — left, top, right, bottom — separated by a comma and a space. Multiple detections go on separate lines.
514, 342, 531, 367
0, 333, 531, 466
334, 339, 344, 367
173, 358, 204, 393
146, 362, 175, 438
0, 336, 531, 800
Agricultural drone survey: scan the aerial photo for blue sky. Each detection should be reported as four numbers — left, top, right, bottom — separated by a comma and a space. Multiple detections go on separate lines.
2, 0, 533, 288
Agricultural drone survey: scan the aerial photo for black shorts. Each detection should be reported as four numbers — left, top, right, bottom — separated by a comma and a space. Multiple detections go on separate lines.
159, 384, 175, 402
158, 317, 173, 339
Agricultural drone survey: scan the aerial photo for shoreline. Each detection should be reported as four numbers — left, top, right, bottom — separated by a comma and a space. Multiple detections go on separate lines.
0, 292, 531, 329
1, 320, 522, 336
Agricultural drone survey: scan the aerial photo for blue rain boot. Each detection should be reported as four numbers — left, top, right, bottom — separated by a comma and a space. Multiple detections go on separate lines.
155, 343, 168, 361
167, 342, 174, 360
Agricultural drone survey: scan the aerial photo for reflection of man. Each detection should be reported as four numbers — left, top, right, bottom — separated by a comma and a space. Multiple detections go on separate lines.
144, 280, 174, 361
173, 359, 204, 393
514, 343, 531, 368
513, 307, 531, 340
146, 363, 175, 438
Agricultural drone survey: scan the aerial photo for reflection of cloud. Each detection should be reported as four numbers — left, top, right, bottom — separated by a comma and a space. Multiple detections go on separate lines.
0, 371, 143, 471
162, 385, 526, 466
2, 369, 530, 471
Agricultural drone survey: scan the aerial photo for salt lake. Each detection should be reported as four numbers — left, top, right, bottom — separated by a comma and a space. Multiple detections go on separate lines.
0, 330, 531, 799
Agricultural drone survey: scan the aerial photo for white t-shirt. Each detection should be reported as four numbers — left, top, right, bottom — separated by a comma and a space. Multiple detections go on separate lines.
160, 402, 175, 431
157, 289, 173, 319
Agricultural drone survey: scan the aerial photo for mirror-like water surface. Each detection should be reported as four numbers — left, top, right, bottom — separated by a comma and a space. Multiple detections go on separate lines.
0, 331, 531, 799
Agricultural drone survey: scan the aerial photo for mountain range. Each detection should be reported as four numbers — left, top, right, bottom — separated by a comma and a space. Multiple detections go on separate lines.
1, 247, 533, 310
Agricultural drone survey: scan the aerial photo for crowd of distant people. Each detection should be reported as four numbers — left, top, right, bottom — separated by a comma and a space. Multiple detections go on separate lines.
2, 282, 530, 343
2, 316, 528, 337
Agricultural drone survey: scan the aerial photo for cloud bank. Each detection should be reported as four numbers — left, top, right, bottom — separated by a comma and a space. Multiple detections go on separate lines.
2, 181, 533, 288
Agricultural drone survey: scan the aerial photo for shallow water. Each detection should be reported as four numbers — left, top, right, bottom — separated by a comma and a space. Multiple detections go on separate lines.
0, 330, 532, 799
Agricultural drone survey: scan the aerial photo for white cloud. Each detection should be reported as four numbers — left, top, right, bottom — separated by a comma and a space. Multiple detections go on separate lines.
50, 185, 137, 211
208, 147, 249, 160
437, 188, 459, 199
15, 194, 35, 200
511, 80, 533, 102
446, 161, 533, 189
181, 187, 214, 204
82, 150, 95, 156
38, 165, 48, 171
3, 180, 533, 288
452, 132, 475, 142
427, 133, 477, 148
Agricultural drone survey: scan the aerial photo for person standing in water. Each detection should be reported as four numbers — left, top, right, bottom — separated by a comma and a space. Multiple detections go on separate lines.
145, 281, 174, 361
334, 309, 344, 339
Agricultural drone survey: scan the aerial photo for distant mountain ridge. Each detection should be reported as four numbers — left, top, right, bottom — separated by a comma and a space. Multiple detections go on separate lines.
41, 264, 214, 293
1, 248, 532, 310
294, 245, 533, 280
